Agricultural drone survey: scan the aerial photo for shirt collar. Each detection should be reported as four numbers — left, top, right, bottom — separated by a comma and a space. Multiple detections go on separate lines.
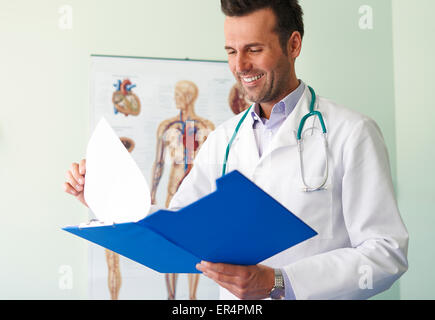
250, 80, 305, 124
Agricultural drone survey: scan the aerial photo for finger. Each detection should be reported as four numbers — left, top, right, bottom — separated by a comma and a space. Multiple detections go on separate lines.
79, 159, 86, 176
71, 163, 84, 185
200, 261, 250, 277
63, 182, 78, 196
65, 170, 83, 192
202, 268, 241, 287
76, 191, 89, 207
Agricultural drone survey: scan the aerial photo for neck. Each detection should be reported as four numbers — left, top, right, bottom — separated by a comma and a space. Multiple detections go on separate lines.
259, 77, 300, 119
179, 107, 195, 121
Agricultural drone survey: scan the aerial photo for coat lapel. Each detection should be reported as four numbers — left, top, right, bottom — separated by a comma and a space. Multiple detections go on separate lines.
229, 110, 260, 178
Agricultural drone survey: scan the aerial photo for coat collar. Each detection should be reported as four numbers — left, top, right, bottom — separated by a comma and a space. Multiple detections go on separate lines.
233, 84, 314, 164
265, 84, 314, 155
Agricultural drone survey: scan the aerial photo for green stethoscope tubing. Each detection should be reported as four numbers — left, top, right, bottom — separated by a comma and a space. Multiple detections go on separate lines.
222, 103, 252, 177
297, 86, 327, 140
222, 86, 329, 192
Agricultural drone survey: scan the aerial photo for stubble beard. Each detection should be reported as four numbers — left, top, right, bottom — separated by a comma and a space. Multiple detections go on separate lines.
238, 72, 276, 104
238, 67, 291, 105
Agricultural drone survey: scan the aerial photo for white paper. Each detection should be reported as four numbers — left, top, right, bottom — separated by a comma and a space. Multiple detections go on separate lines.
84, 118, 151, 223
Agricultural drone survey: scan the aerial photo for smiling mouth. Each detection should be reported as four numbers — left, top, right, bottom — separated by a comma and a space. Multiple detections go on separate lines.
241, 73, 265, 84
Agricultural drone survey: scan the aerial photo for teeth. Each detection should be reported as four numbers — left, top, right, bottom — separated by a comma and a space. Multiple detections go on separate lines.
243, 74, 263, 83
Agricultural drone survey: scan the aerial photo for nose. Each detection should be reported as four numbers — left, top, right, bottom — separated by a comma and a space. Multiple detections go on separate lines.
234, 52, 252, 75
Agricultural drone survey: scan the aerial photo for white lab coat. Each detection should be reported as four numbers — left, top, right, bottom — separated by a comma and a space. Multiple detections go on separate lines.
168, 85, 409, 300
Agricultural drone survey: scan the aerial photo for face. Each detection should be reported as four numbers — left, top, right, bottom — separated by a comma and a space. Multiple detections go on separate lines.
224, 8, 296, 106
174, 88, 185, 110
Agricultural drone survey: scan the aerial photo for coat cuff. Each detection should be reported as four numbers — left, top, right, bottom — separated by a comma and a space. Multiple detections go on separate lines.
281, 268, 296, 300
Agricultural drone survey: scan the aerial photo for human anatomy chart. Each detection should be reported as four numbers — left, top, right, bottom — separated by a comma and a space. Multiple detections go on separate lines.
89, 55, 236, 300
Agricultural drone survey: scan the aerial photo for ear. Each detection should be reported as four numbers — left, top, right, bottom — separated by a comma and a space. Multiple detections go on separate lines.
287, 31, 302, 60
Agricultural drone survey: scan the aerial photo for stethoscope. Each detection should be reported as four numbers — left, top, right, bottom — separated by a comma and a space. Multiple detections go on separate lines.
222, 86, 329, 192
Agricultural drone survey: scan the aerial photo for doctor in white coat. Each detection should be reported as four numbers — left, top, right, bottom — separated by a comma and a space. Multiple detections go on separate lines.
174, 1, 408, 300
64, 0, 408, 300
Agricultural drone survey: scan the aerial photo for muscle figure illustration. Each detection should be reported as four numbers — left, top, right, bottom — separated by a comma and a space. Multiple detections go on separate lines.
150, 80, 215, 300
228, 83, 252, 114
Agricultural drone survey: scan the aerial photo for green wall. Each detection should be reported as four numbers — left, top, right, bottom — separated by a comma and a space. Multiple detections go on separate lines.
392, 0, 435, 299
0, 0, 432, 299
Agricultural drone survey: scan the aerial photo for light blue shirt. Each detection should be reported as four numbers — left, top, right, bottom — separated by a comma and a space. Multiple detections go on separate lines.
251, 80, 305, 158
250, 80, 305, 300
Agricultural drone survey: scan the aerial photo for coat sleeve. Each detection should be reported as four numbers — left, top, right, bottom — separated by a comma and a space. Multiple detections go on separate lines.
283, 118, 409, 299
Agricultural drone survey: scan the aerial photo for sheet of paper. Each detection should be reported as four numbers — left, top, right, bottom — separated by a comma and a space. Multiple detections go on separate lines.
84, 117, 151, 223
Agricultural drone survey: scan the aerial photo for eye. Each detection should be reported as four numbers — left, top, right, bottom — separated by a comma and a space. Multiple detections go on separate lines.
249, 48, 262, 53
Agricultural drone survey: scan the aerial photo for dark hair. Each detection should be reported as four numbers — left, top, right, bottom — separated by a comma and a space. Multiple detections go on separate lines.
221, 0, 304, 54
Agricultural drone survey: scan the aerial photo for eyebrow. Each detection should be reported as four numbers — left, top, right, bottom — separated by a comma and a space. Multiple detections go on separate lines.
224, 43, 265, 51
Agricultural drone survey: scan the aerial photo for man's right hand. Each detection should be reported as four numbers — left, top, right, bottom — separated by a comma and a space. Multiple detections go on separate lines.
64, 159, 88, 207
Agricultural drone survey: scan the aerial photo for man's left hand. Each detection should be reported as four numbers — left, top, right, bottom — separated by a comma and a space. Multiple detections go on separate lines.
196, 261, 275, 300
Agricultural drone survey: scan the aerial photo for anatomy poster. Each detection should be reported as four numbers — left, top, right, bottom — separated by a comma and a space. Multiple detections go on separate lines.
88, 55, 250, 300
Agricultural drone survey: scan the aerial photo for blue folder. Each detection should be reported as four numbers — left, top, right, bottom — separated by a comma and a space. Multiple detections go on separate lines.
63, 170, 317, 273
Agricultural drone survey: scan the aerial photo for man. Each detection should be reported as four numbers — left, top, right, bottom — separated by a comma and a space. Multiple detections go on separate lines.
64, 0, 408, 300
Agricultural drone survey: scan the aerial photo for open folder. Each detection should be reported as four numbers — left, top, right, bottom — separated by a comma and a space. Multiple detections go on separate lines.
63, 118, 317, 273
